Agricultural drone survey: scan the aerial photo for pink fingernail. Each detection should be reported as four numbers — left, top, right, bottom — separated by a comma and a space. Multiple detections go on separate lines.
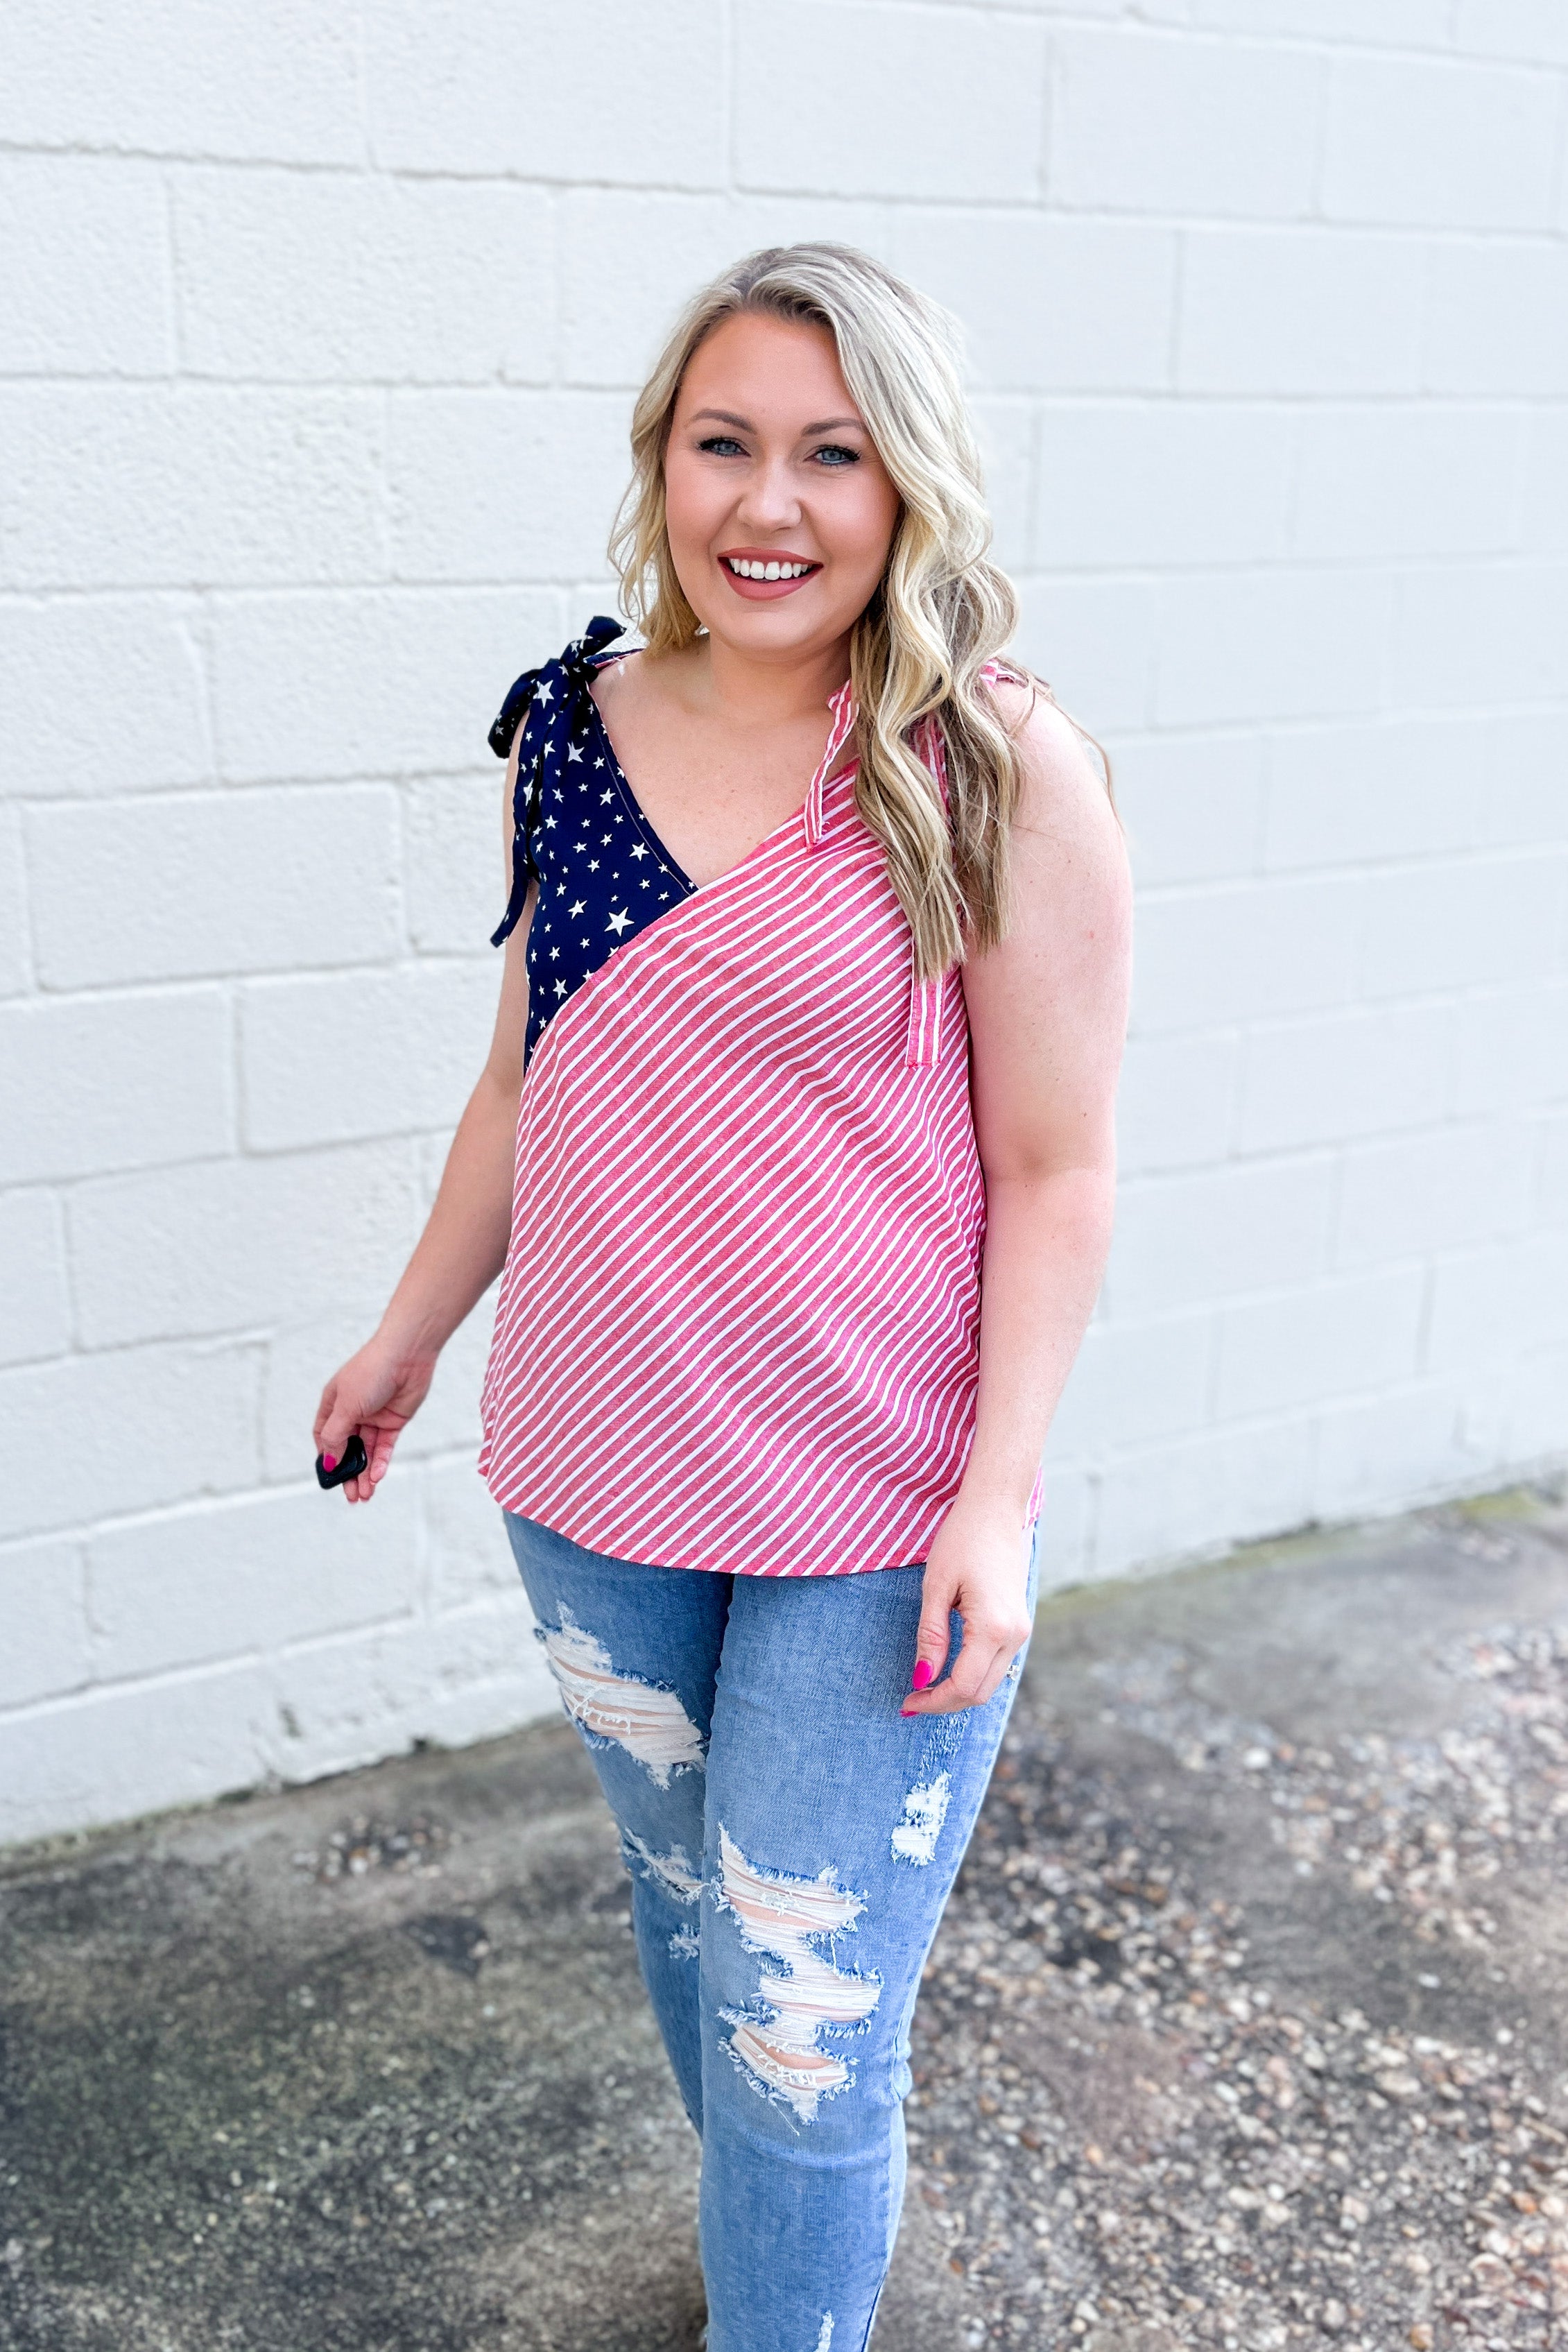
911, 1659, 933, 1692
323, 1454, 337, 1472
900, 1706, 918, 1718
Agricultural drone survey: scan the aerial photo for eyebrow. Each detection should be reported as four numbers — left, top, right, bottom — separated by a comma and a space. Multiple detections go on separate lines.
688, 408, 867, 436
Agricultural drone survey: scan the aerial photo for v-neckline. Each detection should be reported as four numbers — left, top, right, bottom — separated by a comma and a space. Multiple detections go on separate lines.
585, 650, 698, 896
585, 649, 859, 897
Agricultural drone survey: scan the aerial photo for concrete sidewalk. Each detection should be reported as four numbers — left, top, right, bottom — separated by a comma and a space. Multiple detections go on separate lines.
3, 1482, 1566, 2351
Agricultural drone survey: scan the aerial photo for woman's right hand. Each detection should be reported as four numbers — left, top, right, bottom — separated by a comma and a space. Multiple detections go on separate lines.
313, 1337, 437, 1506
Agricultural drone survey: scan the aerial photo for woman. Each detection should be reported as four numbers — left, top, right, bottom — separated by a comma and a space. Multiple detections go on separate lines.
316, 243, 1130, 2352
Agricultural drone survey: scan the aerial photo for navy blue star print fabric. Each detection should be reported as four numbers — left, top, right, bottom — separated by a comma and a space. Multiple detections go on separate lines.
488, 616, 696, 1071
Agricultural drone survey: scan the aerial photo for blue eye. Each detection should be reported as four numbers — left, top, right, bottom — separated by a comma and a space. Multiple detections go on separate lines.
812, 444, 860, 467
698, 435, 746, 456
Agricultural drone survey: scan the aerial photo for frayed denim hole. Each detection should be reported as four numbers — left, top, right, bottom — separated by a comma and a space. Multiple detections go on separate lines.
537, 1603, 705, 1788
619, 1826, 702, 1907
712, 1825, 883, 2125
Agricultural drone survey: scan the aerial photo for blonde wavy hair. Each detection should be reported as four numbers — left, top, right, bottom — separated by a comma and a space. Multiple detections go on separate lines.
608, 241, 1114, 981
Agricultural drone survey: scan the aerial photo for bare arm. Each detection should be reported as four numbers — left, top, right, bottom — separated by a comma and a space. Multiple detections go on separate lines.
313, 743, 537, 1502
901, 687, 1132, 1713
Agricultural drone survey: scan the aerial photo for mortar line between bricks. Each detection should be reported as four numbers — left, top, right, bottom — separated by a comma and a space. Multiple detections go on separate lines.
1148, 843, 1568, 882
1096, 1450, 1537, 1542
1305, 36, 1332, 224
350, 0, 373, 175
1320, 1140, 1350, 1292
1198, 1297, 1224, 1428
21, 958, 449, 997
1131, 843, 1568, 898
1163, 222, 1185, 391
16, 135, 1568, 235
1112, 1135, 1483, 1190
731, 3, 1565, 74
0, 1596, 508, 1728
542, 185, 562, 389
1102, 699, 1568, 741
13, 555, 1568, 606
1412, 1255, 1440, 1384
1548, 67, 1568, 230
1103, 695, 1568, 737
0, 1445, 504, 1565
1134, 995, 1565, 1038
1035, 20, 1054, 209
6, 377, 1563, 410
18, 971, 498, 1023
1301, 1401, 1329, 1523
10, 145, 1568, 210
3, 967, 480, 1006
722, 0, 736, 198
1075, 1385, 1499, 1466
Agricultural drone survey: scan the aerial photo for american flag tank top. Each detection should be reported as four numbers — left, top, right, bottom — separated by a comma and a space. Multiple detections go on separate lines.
477, 646, 1046, 1577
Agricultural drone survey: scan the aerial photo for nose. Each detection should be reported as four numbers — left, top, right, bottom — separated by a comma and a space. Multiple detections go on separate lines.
733, 451, 802, 533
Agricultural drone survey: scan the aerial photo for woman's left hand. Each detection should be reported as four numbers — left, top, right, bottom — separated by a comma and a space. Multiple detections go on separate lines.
900, 1495, 1034, 1716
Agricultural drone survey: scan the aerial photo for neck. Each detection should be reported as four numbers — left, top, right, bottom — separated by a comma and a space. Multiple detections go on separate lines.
691, 628, 852, 728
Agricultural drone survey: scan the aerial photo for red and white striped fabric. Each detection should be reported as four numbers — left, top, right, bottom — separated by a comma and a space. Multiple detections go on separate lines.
478, 664, 1045, 1576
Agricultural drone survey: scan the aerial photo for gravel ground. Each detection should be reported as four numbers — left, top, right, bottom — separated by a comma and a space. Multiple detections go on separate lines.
1, 1481, 1565, 2351
911, 1490, 1568, 2351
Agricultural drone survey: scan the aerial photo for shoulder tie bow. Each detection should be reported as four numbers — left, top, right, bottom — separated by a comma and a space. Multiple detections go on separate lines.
488, 614, 627, 948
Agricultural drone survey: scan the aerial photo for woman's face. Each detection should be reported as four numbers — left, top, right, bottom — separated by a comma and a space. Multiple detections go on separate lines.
662, 309, 902, 666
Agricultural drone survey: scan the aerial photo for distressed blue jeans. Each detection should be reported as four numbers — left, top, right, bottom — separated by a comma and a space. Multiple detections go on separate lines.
503, 1509, 1042, 2352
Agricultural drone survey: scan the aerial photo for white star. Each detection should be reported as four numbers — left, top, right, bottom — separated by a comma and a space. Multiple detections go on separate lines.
600, 789, 614, 805
630, 842, 647, 859
569, 900, 585, 917
549, 946, 560, 959
588, 859, 599, 870
553, 978, 567, 996
606, 909, 631, 935
594, 757, 605, 769
567, 742, 584, 762
536, 680, 554, 704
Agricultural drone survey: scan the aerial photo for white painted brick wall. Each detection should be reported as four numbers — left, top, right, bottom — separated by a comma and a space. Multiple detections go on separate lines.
3, 1, 1565, 1845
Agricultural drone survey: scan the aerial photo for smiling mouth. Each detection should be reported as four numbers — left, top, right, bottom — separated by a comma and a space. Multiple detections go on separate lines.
720, 556, 820, 581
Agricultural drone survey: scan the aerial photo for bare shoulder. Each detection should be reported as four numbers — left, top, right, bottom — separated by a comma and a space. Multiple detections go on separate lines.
592, 639, 696, 722
982, 667, 1124, 864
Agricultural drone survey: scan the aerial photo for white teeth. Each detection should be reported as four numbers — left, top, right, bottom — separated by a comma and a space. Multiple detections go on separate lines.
727, 557, 811, 579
